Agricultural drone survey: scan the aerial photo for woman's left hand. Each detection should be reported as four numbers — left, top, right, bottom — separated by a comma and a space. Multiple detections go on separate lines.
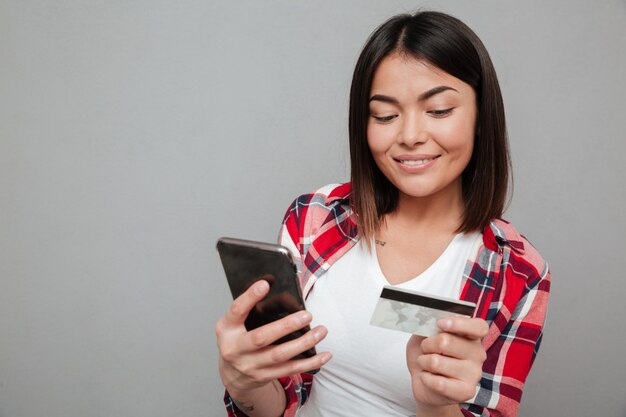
406, 316, 489, 414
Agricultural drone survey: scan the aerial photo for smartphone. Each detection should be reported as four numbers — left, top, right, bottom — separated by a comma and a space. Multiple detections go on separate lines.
216, 237, 317, 363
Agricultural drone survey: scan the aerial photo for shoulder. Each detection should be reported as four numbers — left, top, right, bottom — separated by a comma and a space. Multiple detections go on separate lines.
484, 219, 550, 286
290, 183, 351, 207
282, 183, 351, 222
279, 183, 357, 277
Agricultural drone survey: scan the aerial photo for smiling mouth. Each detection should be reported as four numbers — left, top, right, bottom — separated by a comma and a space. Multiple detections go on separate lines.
395, 156, 440, 166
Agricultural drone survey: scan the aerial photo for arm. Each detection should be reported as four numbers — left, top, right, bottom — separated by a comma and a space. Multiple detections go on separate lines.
225, 379, 285, 417
217, 280, 331, 417
224, 374, 312, 417
222, 195, 327, 417
406, 258, 550, 417
461, 258, 551, 417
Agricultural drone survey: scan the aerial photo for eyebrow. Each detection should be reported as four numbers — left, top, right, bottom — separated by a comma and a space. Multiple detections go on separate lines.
369, 85, 458, 104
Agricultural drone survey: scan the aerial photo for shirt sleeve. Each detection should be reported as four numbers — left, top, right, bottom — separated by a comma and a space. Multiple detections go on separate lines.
224, 374, 312, 417
461, 251, 551, 417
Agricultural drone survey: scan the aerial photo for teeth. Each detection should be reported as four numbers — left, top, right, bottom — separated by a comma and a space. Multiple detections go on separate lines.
400, 159, 433, 166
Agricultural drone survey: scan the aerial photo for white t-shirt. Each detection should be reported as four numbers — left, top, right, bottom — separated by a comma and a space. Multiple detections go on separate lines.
296, 232, 482, 417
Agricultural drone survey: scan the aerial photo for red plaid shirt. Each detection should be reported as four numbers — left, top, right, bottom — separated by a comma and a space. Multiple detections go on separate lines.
225, 183, 550, 417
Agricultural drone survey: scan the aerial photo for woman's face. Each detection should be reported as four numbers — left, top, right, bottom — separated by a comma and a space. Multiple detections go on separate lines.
367, 53, 477, 202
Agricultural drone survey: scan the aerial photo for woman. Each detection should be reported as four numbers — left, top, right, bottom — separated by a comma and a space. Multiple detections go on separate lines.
216, 10, 550, 417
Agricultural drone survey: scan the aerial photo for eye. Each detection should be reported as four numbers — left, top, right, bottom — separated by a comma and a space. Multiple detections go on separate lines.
427, 108, 454, 118
371, 114, 398, 123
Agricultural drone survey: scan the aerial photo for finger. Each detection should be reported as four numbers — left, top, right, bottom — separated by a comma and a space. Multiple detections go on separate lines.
406, 335, 426, 355
223, 280, 271, 325
261, 350, 333, 380
420, 333, 487, 363
436, 316, 489, 340
258, 325, 328, 366
218, 324, 323, 389
416, 354, 482, 384
243, 310, 313, 351
419, 371, 478, 404
408, 334, 426, 347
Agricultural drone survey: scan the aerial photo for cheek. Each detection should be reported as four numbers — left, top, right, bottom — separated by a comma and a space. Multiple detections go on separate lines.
366, 126, 392, 174
453, 137, 475, 174
366, 125, 382, 154
440, 119, 475, 159
367, 124, 393, 155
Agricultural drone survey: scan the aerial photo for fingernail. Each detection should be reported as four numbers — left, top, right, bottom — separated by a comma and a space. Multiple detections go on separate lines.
439, 318, 453, 330
313, 327, 325, 341
298, 311, 312, 325
320, 352, 332, 364
254, 280, 269, 295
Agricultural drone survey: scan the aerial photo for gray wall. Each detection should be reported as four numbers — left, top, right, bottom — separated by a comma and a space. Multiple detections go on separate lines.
1, 1, 625, 416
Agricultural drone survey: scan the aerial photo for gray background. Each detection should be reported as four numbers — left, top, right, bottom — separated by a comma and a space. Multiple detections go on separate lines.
1, 0, 625, 416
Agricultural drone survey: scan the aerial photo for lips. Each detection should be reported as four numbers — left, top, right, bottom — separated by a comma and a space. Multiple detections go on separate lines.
398, 158, 435, 166
394, 155, 440, 166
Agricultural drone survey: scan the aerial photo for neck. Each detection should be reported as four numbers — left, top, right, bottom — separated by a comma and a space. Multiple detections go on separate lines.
387, 181, 464, 234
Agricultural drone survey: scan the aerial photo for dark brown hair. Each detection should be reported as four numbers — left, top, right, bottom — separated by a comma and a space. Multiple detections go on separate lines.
349, 11, 510, 242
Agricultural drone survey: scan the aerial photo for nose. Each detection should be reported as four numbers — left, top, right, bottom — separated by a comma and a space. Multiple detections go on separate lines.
398, 112, 427, 146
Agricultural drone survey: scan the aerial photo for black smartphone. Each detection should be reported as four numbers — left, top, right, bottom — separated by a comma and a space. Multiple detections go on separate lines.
216, 237, 317, 363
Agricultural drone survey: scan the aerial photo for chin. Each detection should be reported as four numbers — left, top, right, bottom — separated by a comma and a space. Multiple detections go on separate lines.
396, 186, 438, 199
394, 179, 460, 201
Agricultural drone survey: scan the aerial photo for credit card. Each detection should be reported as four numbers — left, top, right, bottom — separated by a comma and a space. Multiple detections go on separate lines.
370, 286, 476, 337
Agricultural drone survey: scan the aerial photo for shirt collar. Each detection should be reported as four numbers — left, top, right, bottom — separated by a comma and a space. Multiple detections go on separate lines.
485, 219, 526, 255
325, 182, 352, 206
323, 183, 525, 255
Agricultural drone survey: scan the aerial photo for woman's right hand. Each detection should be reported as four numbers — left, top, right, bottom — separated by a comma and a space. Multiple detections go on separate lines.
215, 280, 332, 397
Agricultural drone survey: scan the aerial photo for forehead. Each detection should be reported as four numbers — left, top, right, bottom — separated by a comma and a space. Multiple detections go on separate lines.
370, 53, 472, 96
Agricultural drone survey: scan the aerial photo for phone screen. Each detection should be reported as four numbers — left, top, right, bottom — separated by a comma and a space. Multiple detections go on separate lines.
216, 237, 316, 362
